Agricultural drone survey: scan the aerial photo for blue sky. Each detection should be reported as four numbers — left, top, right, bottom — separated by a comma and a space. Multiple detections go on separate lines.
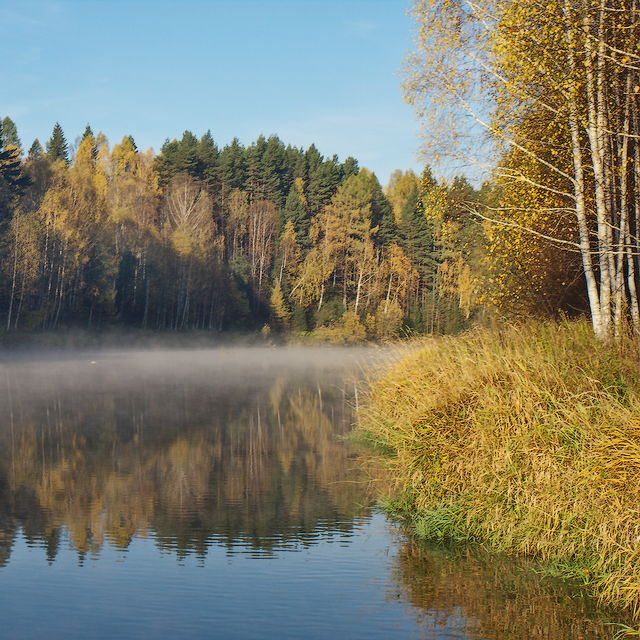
1, 0, 422, 185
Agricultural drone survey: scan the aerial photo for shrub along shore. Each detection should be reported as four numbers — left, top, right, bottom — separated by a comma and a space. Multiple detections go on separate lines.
356, 320, 640, 621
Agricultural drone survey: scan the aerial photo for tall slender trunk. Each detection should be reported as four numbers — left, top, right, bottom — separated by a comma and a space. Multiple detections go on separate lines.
583, 4, 612, 337
564, 0, 605, 339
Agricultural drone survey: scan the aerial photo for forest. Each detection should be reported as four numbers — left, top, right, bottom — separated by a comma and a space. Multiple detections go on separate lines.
0, 118, 495, 340
2, 0, 637, 343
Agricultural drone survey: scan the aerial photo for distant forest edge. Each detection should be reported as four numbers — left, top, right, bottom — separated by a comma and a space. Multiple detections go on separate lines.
0, 118, 583, 340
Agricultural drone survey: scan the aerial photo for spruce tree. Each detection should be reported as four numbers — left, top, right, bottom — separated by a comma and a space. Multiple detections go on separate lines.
307, 156, 341, 216
0, 138, 29, 219
124, 134, 137, 150
198, 130, 219, 191
28, 138, 43, 158
262, 135, 287, 206
291, 148, 308, 182
46, 122, 69, 164
218, 137, 246, 196
1, 117, 21, 153
366, 173, 396, 247
245, 135, 268, 198
281, 184, 310, 247
341, 156, 359, 179
399, 183, 435, 278
82, 124, 94, 140
81, 124, 98, 160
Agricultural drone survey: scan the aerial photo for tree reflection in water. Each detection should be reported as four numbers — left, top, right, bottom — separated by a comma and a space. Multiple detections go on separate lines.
0, 348, 373, 565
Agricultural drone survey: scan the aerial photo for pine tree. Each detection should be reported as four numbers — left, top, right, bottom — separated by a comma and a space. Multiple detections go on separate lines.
46, 123, 69, 164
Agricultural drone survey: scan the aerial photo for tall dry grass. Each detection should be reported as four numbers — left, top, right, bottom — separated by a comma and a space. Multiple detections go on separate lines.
357, 320, 640, 618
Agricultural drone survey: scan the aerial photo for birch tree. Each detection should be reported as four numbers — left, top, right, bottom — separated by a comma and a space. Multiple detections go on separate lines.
404, 0, 640, 339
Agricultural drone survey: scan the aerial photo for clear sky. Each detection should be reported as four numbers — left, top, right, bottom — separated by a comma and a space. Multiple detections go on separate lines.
1, 0, 422, 185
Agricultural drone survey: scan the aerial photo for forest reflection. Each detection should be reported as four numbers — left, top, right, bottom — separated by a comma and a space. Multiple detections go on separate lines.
390, 538, 615, 639
0, 348, 372, 565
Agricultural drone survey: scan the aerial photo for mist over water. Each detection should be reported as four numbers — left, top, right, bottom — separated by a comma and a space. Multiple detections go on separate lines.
0, 346, 622, 639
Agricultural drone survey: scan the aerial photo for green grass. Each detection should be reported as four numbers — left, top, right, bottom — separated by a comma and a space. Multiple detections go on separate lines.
356, 319, 640, 624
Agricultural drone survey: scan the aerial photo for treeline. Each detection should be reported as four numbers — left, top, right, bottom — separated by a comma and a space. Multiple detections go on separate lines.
0, 118, 485, 338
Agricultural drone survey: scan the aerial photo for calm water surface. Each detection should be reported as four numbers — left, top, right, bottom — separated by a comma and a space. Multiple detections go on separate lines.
0, 347, 624, 638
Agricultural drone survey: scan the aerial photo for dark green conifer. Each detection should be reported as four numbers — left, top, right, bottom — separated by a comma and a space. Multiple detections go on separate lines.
307, 155, 341, 215
46, 122, 69, 164
281, 186, 310, 247
399, 183, 435, 277
81, 124, 98, 160
198, 130, 219, 191
341, 156, 359, 179
218, 137, 247, 196
28, 138, 43, 158
1, 117, 21, 153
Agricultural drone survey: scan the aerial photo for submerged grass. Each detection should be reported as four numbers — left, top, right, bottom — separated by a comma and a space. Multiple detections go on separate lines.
356, 319, 640, 621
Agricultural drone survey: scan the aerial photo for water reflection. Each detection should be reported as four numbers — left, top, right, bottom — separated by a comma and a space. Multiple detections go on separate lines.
0, 348, 625, 639
0, 348, 372, 565
388, 522, 617, 638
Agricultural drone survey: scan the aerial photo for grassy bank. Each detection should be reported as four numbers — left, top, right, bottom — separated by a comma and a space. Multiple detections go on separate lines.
356, 320, 640, 621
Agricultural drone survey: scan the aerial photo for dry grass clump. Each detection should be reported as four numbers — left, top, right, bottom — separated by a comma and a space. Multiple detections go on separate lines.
358, 319, 640, 618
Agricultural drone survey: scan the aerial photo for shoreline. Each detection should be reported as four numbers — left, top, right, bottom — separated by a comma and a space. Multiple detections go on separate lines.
355, 320, 640, 630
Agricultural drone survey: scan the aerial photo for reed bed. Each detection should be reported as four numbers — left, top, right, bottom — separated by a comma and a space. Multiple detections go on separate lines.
357, 320, 640, 619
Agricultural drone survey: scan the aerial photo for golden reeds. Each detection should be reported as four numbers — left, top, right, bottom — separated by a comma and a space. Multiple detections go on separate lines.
357, 319, 640, 621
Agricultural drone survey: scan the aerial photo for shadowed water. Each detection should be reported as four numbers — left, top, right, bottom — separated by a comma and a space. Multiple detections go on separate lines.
0, 347, 624, 638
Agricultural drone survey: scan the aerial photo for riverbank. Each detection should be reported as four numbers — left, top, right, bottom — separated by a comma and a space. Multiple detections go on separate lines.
356, 320, 640, 623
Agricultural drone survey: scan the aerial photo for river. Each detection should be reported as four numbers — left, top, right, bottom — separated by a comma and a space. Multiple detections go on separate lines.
0, 347, 622, 638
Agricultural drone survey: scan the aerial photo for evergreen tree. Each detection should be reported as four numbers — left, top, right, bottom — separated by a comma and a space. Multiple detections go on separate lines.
1, 117, 21, 153
281, 180, 310, 247
218, 137, 246, 197
341, 156, 359, 179
362, 170, 395, 245
46, 123, 69, 164
155, 130, 202, 184
291, 148, 308, 182
81, 124, 98, 160
82, 124, 94, 140
399, 183, 435, 277
307, 155, 341, 215
0, 133, 30, 219
262, 135, 287, 206
245, 135, 268, 199
28, 139, 43, 158
198, 130, 219, 190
